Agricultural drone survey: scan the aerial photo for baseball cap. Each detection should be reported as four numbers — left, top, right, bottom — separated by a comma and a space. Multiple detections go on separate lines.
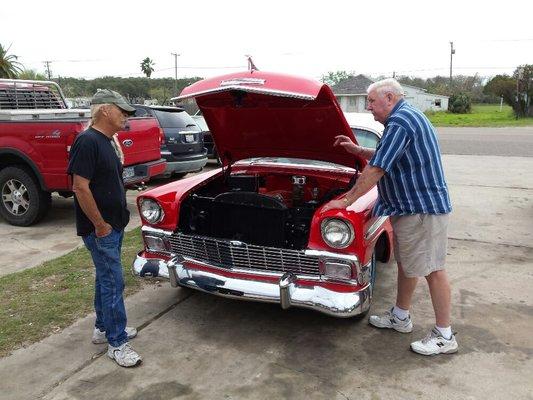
90, 89, 136, 115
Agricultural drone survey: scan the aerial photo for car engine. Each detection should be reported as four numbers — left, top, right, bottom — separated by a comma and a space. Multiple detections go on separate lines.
178, 172, 349, 250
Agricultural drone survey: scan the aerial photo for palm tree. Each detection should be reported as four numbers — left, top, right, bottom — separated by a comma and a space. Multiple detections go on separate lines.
0, 43, 23, 78
18, 69, 46, 80
140, 57, 155, 78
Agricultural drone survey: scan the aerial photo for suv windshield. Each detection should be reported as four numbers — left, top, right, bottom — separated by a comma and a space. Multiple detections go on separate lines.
153, 109, 199, 130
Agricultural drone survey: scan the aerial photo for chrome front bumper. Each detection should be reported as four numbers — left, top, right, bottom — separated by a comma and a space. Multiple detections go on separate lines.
133, 253, 371, 318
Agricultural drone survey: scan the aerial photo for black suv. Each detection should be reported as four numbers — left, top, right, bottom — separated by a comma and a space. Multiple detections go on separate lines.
132, 105, 207, 178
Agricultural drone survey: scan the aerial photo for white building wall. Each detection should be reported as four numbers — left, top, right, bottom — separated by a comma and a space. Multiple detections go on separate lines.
403, 86, 448, 112
336, 95, 368, 113
337, 90, 448, 113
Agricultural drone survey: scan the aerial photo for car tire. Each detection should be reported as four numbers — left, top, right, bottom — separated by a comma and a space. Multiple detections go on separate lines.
212, 147, 222, 166
0, 166, 51, 226
172, 173, 188, 180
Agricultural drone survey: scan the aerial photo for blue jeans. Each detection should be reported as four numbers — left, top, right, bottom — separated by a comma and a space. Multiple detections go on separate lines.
82, 229, 128, 347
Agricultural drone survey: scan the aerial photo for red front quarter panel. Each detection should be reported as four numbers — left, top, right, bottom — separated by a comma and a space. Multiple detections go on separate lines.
137, 168, 223, 230
309, 186, 380, 264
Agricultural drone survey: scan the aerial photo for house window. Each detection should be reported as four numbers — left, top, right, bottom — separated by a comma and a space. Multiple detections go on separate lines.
347, 97, 357, 112
435, 99, 442, 107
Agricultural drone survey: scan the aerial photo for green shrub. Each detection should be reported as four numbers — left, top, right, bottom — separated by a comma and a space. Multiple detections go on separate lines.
448, 93, 472, 114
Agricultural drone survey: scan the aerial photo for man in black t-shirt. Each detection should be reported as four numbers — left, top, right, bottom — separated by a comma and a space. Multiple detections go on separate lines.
67, 89, 142, 367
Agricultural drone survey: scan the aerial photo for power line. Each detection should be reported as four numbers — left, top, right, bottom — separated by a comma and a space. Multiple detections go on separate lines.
43, 60, 52, 79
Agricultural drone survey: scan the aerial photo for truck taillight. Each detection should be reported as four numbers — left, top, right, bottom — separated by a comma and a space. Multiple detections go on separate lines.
159, 128, 165, 144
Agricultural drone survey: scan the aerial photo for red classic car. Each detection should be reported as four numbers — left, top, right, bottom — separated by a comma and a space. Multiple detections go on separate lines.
132, 70, 393, 318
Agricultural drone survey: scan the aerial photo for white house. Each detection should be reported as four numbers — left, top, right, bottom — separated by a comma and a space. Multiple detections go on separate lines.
332, 75, 449, 113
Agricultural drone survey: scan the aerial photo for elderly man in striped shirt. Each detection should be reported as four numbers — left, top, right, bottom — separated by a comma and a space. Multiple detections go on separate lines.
323, 78, 457, 356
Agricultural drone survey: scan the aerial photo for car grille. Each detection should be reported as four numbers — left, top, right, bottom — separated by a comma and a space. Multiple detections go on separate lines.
168, 233, 321, 276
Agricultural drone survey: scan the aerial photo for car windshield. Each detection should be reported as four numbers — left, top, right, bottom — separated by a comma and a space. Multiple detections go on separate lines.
153, 109, 200, 130
352, 128, 380, 149
237, 157, 354, 171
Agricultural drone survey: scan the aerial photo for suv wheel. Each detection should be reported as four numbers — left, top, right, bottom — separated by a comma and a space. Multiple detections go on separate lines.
0, 166, 51, 226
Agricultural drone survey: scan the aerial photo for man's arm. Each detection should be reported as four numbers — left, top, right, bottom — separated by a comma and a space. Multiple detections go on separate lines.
72, 174, 112, 237
321, 165, 385, 212
333, 135, 376, 160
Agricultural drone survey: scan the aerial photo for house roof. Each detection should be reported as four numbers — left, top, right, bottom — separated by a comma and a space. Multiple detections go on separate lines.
331, 75, 449, 99
331, 74, 374, 95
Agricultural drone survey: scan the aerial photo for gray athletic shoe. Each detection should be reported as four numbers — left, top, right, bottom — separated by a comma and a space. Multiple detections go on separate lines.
410, 327, 458, 356
107, 342, 142, 367
92, 326, 137, 344
368, 307, 413, 333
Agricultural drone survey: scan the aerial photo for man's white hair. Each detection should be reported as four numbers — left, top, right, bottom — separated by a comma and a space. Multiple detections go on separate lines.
88, 103, 106, 127
85, 103, 125, 164
367, 78, 404, 97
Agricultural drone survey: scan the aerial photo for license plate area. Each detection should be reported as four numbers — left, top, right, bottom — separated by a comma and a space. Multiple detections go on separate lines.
184, 134, 195, 143
122, 166, 135, 180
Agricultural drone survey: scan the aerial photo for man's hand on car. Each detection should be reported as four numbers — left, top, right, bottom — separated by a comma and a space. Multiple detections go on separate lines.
334, 135, 361, 155
321, 198, 349, 213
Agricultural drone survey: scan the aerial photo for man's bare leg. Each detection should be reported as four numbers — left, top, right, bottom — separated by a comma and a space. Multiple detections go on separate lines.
425, 269, 452, 327
396, 263, 418, 310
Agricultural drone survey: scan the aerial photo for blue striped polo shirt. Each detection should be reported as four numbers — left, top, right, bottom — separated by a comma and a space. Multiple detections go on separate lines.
368, 99, 452, 216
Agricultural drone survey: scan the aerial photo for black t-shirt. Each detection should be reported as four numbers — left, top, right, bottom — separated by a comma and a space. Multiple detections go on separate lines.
67, 127, 130, 236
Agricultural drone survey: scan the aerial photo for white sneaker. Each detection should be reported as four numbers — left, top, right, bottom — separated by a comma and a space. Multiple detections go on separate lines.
92, 326, 138, 344
368, 307, 413, 333
107, 343, 142, 367
410, 327, 458, 356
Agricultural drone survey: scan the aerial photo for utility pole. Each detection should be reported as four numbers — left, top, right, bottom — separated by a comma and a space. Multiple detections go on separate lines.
517, 66, 524, 118
171, 52, 179, 97
44, 60, 52, 80
449, 42, 455, 87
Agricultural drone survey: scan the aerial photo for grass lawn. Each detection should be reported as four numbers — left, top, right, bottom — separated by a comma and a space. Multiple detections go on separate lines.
426, 104, 533, 127
0, 227, 149, 357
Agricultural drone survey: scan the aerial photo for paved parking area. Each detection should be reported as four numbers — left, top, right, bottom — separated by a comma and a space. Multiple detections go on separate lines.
0, 131, 532, 399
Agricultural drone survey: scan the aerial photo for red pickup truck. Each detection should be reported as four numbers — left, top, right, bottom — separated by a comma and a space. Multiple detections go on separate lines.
0, 78, 166, 226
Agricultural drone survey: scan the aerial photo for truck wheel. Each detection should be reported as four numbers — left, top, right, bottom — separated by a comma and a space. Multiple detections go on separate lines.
0, 166, 51, 226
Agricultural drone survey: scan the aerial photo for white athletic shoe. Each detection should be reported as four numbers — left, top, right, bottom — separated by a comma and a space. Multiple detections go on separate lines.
107, 342, 142, 367
92, 326, 138, 344
368, 307, 413, 333
410, 327, 458, 356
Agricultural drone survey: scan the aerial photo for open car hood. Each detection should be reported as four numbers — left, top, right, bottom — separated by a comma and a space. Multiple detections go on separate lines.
174, 71, 365, 169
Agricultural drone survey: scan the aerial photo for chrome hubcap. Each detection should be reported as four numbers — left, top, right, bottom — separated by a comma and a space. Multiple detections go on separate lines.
2, 179, 30, 216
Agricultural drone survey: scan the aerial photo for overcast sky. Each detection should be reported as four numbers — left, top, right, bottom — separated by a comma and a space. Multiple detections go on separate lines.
1, 0, 531, 81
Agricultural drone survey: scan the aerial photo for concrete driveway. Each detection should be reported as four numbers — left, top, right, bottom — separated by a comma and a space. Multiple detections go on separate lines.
0, 130, 532, 400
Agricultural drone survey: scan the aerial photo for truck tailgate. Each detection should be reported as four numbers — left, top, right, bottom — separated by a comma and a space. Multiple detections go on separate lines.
117, 117, 161, 166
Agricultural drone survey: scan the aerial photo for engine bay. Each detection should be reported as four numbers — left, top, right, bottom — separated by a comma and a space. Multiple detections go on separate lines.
178, 171, 354, 250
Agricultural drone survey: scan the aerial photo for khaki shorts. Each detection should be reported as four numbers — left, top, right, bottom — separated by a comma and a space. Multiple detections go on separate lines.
390, 214, 449, 278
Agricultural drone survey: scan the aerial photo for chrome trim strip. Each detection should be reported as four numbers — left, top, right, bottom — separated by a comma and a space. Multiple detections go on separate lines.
182, 256, 323, 281
304, 249, 359, 264
141, 225, 174, 237
364, 216, 388, 240
173, 86, 316, 102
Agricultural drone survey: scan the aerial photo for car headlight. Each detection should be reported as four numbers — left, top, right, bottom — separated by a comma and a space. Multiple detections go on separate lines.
320, 218, 354, 249
140, 198, 164, 224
